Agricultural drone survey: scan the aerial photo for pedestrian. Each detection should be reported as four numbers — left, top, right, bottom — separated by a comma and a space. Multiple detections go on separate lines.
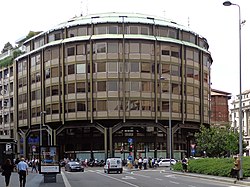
231, 155, 240, 183
14, 158, 20, 172
134, 158, 138, 169
17, 157, 29, 187
2, 158, 14, 187
182, 156, 188, 172
31, 159, 38, 173
138, 157, 143, 170
143, 157, 148, 170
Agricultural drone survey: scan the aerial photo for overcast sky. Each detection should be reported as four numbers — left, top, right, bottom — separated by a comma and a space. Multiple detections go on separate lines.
1, 0, 249, 98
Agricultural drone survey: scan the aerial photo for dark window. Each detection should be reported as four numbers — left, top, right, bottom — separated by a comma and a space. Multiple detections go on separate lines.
68, 64, 75, 75
67, 47, 75, 56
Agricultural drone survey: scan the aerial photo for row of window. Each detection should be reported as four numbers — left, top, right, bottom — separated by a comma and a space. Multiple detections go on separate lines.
28, 23, 208, 52
19, 100, 204, 120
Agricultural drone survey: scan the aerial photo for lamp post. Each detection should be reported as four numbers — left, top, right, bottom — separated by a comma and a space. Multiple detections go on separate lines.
40, 111, 46, 146
223, 1, 243, 179
160, 76, 172, 168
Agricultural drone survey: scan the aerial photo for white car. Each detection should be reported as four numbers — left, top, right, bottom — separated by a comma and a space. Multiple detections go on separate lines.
104, 157, 123, 174
157, 159, 177, 167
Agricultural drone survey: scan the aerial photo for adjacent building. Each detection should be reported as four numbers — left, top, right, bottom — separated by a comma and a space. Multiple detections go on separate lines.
231, 90, 250, 156
210, 89, 231, 127
14, 12, 213, 160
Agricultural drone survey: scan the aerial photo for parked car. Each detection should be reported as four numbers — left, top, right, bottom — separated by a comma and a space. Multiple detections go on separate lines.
104, 157, 123, 174
65, 161, 84, 172
157, 159, 177, 167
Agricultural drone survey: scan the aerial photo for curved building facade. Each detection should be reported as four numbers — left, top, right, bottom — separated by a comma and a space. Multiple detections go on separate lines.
15, 12, 212, 160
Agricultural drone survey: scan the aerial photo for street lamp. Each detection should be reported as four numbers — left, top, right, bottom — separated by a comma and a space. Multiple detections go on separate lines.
160, 76, 172, 168
223, 1, 243, 179
40, 111, 46, 146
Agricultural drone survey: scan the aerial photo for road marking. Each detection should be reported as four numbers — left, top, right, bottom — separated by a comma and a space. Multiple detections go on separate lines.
155, 178, 163, 181
61, 171, 72, 187
122, 176, 136, 180
132, 173, 151, 178
169, 180, 179, 184
97, 172, 139, 187
188, 185, 196, 187
164, 174, 176, 178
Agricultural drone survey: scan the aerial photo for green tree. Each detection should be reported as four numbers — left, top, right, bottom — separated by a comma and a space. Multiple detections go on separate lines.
1, 42, 13, 54
195, 125, 246, 157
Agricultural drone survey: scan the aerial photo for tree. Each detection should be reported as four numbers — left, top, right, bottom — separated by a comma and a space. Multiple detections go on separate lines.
194, 125, 246, 157
1, 42, 13, 54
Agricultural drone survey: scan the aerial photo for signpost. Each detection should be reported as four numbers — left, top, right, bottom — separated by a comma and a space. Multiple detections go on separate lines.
39, 146, 60, 183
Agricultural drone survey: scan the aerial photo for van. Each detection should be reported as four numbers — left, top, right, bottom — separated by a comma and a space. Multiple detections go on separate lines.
104, 157, 123, 174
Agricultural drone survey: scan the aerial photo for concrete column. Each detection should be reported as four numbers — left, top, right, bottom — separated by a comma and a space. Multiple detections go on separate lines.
109, 127, 113, 157
104, 128, 108, 160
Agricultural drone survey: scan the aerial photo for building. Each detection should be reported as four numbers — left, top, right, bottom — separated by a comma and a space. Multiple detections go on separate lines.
231, 90, 250, 156
0, 50, 14, 138
14, 12, 212, 160
210, 89, 231, 127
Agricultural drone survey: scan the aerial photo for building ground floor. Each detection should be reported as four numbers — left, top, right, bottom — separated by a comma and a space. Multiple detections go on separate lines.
16, 120, 201, 161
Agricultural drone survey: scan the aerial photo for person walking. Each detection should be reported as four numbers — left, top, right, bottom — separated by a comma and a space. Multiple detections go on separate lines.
31, 159, 38, 173
231, 155, 240, 183
182, 156, 189, 172
17, 157, 29, 187
2, 158, 14, 187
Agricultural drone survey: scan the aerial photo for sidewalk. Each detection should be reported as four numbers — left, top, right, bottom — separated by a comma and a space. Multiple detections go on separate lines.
0, 169, 65, 187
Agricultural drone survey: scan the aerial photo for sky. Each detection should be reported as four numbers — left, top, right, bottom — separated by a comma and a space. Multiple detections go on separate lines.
0, 0, 249, 98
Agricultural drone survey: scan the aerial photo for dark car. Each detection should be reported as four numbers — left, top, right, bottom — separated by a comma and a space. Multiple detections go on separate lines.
65, 161, 84, 172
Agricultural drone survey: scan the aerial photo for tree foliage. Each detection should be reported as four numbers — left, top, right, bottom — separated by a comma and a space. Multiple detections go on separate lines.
1, 42, 13, 54
194, 125, 246, 157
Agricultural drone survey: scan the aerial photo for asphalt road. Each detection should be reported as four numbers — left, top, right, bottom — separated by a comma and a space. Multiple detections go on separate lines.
1, 167, 248, 187
63, 167, 248, 187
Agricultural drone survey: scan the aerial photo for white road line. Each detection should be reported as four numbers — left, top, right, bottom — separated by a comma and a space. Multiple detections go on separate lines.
97, 172, 140, 187
188, 185, 196, 187
61, 171, 72, 187
155, 178, 163, 181
132, 173, 151, 178
169, 180, 179, 184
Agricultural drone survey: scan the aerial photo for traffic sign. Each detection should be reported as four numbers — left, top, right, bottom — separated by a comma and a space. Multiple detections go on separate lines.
128, 138, 133, 144
127, 155, 132, 160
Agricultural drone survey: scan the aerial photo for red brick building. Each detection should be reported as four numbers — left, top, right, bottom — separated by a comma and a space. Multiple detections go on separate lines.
210, 89, 231, 127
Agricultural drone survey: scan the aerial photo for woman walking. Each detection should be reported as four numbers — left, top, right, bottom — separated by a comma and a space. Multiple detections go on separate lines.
2, 158, 14, 187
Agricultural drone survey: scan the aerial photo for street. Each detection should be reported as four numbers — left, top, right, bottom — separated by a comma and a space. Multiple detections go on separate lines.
62, 167, 247, 187
1, 167, 249, 187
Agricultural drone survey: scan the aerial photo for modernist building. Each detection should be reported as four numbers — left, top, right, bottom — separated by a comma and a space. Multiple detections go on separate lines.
0, 50, 14, 138
210, 89, 231, 127
15, 12, 212, 160
231, 90, 250, 156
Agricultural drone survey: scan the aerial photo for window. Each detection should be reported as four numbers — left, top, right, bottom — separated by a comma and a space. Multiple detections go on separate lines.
77, 101, 86, 111
68, 83, 75, 94
76, 82, 85, 93
68, 64, 75, 75
108, 81, 118, 91
130, 43, 140, 53
77, 64, 86, 74
67, 47, 75, 56
76, 44, 85, 55
108, 43, 118, 53
108, 62, 118, 72
131, 82, 140, 91
97, 62, 106, 72
51, 67, 59, 77
108, 26, 118, 34
55, 33, 61, 40
45, 69, 50, 79
52, 104, 59, 114
141, 27, 149, 35
68, 102, 75, 112
141, 43, 152, 54
142, 81, 151, 92
130, 62, 139, 72
97, 81, 106, 92
96, 43, 106, 53
141, 62, 151, 73
96, 100, 106, 111
162, 64, 170, 74
130, 26, 138, 34
51, 85, 59, 96
108, 101, 119, 111
171, 65, 180, 76
186, 67, 194, 78
96, 26, 106, 34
